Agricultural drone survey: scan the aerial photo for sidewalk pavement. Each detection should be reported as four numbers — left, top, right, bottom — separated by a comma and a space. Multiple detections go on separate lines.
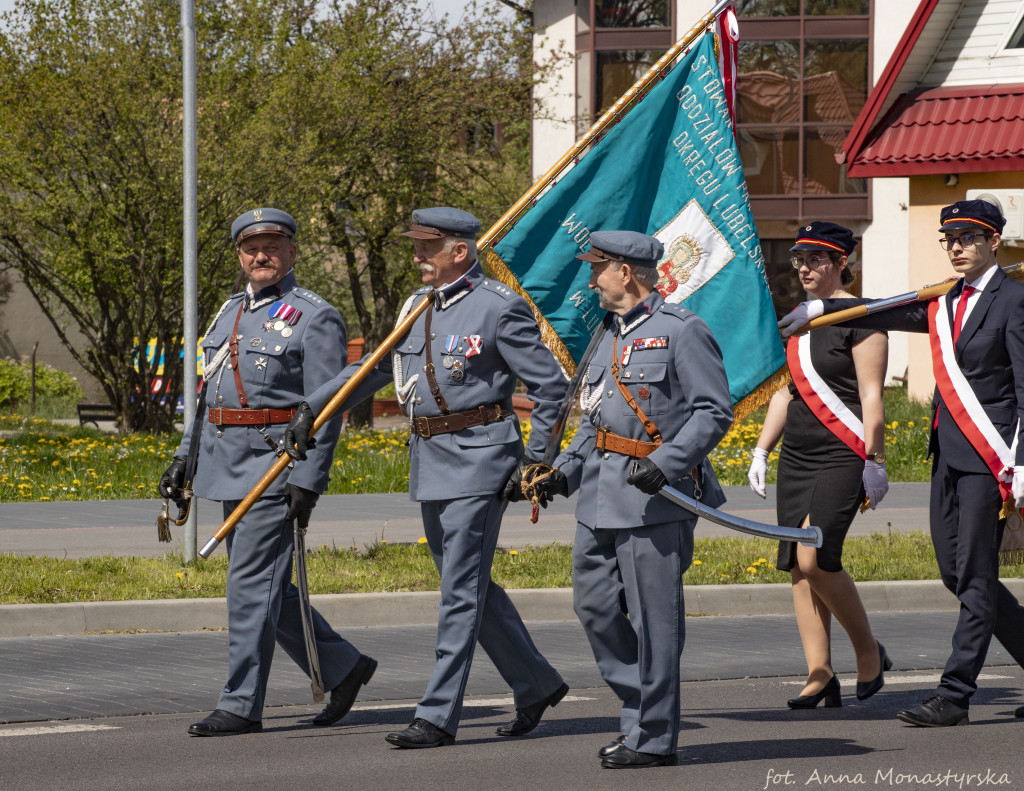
4, 611, 1021, 725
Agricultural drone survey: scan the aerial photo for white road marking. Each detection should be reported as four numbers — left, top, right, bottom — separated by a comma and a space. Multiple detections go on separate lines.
0, 723, 120, 737
353, 694, 593, 712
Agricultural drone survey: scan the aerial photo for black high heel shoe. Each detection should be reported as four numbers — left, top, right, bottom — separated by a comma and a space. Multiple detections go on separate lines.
787, 675, 841, 709
856, 642, 892, 701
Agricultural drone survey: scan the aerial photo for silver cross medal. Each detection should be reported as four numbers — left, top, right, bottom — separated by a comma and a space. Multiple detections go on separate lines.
255, 357, 267, 371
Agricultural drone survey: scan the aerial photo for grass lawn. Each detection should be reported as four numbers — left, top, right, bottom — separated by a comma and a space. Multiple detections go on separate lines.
0, 387, 932, 502
6, 530, 1015, 605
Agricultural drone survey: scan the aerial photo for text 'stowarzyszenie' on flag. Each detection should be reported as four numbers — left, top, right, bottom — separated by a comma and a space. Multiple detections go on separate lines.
486, 29, 785, 420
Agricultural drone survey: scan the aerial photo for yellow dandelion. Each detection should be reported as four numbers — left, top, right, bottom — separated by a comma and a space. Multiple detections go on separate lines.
508, 549, 519, 556
692, 559, 703, 566
417, 537, 428, 544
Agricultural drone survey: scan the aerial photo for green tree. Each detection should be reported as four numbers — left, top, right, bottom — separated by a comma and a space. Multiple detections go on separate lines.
267, 0, 545, 348
0, 0, 552, 430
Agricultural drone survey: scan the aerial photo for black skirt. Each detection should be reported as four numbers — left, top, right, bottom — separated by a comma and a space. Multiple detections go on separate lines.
776, 399, 865, 573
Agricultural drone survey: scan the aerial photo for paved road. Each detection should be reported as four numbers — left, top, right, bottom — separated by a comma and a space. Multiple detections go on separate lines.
0, 483, 931, 558
3, 611, 1024, 790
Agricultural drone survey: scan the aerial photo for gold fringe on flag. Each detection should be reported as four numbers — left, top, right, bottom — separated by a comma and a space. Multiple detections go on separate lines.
731, 365, 790, 427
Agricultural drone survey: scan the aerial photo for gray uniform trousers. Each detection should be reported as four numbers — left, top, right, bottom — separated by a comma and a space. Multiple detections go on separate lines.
572, 519, 694, 756
416, 493, 564, 734
218, 494, 362, 720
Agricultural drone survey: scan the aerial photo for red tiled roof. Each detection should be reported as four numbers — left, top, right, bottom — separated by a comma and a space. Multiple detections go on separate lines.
847, 84, 1024, 177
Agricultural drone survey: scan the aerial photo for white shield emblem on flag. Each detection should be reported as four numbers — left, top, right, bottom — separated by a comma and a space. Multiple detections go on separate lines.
654, 199, 734, 304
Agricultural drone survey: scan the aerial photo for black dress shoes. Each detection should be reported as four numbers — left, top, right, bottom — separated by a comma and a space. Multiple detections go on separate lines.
601, 746, 678, 769
313, 654, 378, 726
1015, 704, 1024, 718
598, 735, 626, 757
496, 681, 569, 737
897, 694, 968, 727
187, 709, 262, 737
787, 674, 841, 709
385, 718, 455, 749
856, 641, 893, 701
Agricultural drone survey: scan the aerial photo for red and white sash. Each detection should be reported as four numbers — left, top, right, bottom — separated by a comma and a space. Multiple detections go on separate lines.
786, 334, 866, 459
928, 298, 1016, 499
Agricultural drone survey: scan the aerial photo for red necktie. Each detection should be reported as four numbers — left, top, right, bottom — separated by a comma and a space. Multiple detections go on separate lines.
953, 285, 976, 344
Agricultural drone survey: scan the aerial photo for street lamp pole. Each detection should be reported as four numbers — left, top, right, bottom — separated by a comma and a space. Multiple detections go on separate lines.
181, 0, 198, 562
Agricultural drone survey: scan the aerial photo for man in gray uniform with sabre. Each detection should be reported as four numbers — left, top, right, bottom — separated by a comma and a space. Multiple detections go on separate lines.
285, 206, 570, 748
534, 230, 733, 768
159, 208, 375, 736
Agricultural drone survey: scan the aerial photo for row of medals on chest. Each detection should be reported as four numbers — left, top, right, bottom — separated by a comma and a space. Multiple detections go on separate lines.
427, 332, 465, 382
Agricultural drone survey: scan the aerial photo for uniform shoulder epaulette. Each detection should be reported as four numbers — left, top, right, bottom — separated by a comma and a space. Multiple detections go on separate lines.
480, 279, 517, 301
290, 288, 331, 310
659, 301, 695, 320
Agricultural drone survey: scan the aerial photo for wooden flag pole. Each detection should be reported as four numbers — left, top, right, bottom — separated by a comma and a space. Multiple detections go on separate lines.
797, 263, 1024, 335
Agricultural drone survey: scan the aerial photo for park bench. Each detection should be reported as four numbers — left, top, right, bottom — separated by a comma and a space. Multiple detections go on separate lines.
76, 402, 118, 428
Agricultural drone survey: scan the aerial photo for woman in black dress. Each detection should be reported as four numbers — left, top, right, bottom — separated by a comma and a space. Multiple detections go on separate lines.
748, 222, 891, 708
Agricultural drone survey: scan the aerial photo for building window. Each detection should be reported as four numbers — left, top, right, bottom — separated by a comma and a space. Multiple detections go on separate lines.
734, 0, 870, 221
575, 0, 673, 131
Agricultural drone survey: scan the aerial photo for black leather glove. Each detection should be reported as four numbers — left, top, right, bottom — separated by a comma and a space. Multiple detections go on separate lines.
158, 457, 189, 520
286, 483, 320, 523
284, 402, 317, 461
501, 456, 538, 502
626, 457, 668, 495
159, 457, 187, 503
532, 468, 568, 508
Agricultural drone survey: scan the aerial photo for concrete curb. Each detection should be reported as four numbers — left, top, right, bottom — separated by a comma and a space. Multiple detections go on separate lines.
6, 579, 1023, 638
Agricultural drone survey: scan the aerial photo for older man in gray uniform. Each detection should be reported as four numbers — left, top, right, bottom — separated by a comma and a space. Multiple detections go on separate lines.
535, 231, 732, 768
159, 208, 375, 736
285, 207, 569, 748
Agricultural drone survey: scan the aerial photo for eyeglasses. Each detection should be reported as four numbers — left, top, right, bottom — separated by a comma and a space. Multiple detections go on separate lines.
939, 232, 990, 251
790, 255, 832, 270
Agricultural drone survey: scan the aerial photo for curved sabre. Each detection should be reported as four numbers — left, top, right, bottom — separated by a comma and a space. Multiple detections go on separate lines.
293, 515, 325, 703
658, 485, 822, 547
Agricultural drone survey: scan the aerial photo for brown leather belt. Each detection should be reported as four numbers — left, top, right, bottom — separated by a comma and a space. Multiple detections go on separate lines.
409, 403, 507, 438
594, 426, 660, 458
208, 407, 297, 426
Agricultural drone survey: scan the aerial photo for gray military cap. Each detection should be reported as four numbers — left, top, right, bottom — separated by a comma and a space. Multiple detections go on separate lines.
577, 230, 665, 268
231, 208, 297, 244
402, 207, 481, 240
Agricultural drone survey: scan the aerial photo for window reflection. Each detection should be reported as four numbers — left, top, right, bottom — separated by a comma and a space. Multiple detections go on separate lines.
804, 40, 867, 121
736, 0, 868, 15
596, 50, 661, 112
595, 0, 669, 28
735, 0, 799, 17
737, 128, 799, 195
734, 37, 867, 196
806, 127, 866, 194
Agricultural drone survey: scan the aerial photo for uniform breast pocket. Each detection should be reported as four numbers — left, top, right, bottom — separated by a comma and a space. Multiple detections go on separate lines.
200, 331, 229, 369
397, 334, 426, 380
243, 339, 292, 386
620, 362, 669, 416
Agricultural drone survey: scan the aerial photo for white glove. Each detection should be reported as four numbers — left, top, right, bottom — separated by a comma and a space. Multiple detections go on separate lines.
862, 459, 889, 509
778, 299, 824, 337
747, 448, 769, 499
1012, 466, 1024, 509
